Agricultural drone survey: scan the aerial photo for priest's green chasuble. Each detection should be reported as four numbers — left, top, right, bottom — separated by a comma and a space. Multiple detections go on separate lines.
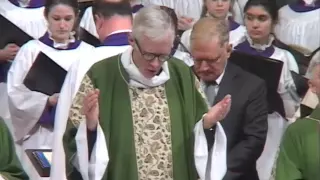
63, 55, 208, 180
0, 118, 29, 180
275, 107, 320, 180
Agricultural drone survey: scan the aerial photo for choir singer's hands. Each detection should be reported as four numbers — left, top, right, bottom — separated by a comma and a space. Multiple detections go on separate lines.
203, 95, 231, 129
82, 89, 100, 131
178, 16, 194, 31
0, 43, 20, 61
48, 93, 59, 106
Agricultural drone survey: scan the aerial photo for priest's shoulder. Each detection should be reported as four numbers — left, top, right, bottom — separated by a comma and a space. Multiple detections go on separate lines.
88, 54, 120, 72
168, 57, 194, 74
286, 116, 320, 136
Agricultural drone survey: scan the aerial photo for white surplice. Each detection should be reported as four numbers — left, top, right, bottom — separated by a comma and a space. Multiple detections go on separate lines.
50, 44, 131, 180
0, 0, 46, 39
232, 0, 248, 25
71, 46, 227, 180
274, 5, 320, 52
80, 7, 99, 39
6, 39, 93, 179
256, 46, 300, 180
143, 0, 203, 21
179, 24, 246, 53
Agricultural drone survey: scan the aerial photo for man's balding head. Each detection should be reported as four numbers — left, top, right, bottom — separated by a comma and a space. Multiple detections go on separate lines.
190, 17, 232, 82
190, 17, 229, 48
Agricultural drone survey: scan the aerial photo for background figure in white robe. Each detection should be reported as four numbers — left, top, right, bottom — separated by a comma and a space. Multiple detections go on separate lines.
50, 1, 133, 179
179, 0, 246, 53
233, 0, 300, 179
6, 0, 93, 178
0, 0, 46, 131
0, 0, 47, 39
232, 0, 248, 24
274, 0, 320, 52
80, 0, 144, 42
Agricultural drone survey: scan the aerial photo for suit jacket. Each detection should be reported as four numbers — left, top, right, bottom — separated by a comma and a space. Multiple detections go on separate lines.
205, 62, 268, 180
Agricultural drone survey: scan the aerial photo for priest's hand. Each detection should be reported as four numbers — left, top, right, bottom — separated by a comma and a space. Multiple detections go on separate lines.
203, 95, 231, 129
82, 89, 100, 131
48, 93, 59, 106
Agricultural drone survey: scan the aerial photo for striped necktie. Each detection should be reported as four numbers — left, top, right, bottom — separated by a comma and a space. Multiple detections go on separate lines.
204, 81, 217, 106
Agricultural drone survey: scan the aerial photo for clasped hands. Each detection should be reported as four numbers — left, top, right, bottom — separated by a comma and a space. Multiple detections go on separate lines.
82, 89, 231, 131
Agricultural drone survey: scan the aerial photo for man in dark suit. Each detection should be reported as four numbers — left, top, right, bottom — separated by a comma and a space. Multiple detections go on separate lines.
190, 17, 268, 180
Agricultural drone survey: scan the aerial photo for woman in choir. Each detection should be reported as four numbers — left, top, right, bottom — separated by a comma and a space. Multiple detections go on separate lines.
179, 0, 246, 52
274, 0, 320, 53
233, 0, 299, 179
6, 0, 93, 178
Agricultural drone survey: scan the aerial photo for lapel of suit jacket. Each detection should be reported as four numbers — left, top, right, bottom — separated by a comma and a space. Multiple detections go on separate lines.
213, 62, 238, 105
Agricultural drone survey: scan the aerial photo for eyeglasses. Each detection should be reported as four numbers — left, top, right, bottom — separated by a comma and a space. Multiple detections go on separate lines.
134, 39, 172, 62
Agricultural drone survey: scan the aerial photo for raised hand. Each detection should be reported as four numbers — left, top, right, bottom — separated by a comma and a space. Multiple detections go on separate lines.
82, 89, 100, 131
203, 94, 231, 129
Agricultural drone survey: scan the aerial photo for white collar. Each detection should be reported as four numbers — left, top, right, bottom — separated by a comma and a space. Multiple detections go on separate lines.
107, 29, 132, 37
245, 33, 275, 51
18, 0, 30, 7
120, 46, 170, 88
215, 67, 225, 85
48, 30, 76, 49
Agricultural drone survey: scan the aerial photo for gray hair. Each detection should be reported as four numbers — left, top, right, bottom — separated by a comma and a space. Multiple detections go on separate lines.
132, 5, 175, 42
306, 51, 320, 79
190, 17, 230, 47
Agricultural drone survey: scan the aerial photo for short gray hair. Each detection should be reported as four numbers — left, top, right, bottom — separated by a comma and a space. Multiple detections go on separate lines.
190, 17, 230, 47
132, 5, 175, 42
306, 51, 320, 79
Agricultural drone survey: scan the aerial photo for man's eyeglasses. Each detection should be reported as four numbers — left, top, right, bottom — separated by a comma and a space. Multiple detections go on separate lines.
135, 39, 172, 62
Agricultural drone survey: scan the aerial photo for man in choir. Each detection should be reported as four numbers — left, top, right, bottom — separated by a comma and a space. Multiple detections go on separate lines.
275, 62, 320, 180
63, 6, 230, 180
190, 17, 268, 180
80, 0, 143, 43
50, 1, 133, 179
0, 117, 29, 180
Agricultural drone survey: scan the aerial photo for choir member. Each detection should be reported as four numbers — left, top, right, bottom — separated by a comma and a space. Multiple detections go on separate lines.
233, 0, 300, 179
6, 0, 93, 177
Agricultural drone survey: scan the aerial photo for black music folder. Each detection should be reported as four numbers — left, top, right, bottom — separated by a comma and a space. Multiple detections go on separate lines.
23, 52, 67, 95
78, 27, 100, 47
26, 149, 51, 177
229, 51, 285, 116
229, 51, 283, 92
291, 71, 309, 98
0, 14, 33, 48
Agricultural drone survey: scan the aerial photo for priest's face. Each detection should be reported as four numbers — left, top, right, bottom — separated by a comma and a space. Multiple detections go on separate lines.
191, 37, 231, 82
45, 4, 76, 43
206, 0, 231, 19
130, 34, 174, 79
244, 6, 273, 43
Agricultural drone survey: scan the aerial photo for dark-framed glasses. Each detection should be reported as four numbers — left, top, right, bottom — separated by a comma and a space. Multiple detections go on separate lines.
135, 39, 172, 62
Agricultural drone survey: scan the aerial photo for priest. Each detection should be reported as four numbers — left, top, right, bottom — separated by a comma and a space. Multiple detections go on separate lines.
0, 117, 29, 180
275, 61, 320, 179
50, 1, 132, 179
63, 6, 230, 180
